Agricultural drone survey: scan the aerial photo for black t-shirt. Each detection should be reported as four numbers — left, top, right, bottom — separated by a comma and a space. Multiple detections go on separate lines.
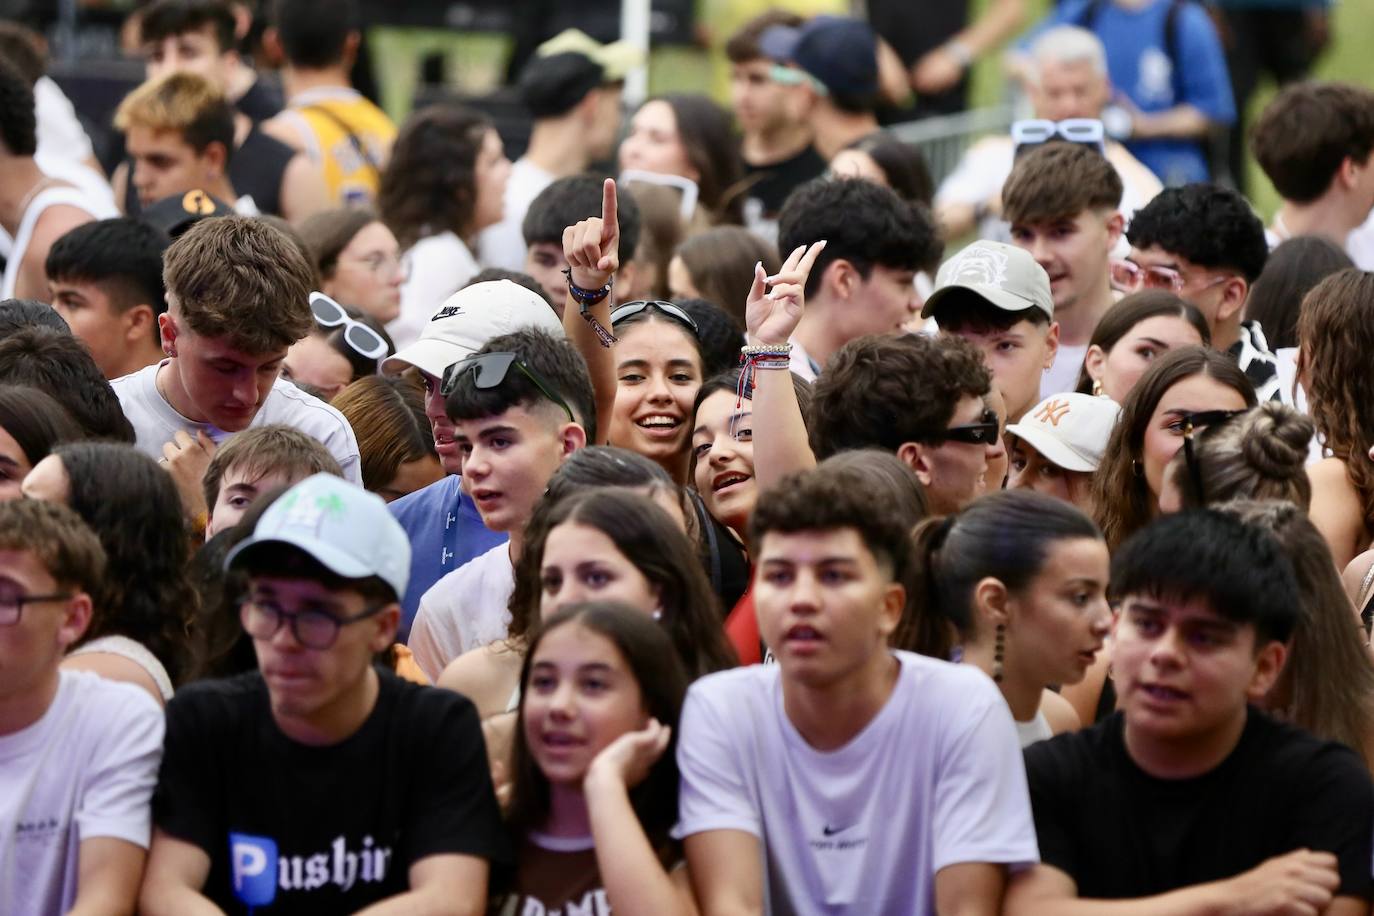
153, 668, 506, 914
1025, 709, 1374, 901
742, 144, 828, 219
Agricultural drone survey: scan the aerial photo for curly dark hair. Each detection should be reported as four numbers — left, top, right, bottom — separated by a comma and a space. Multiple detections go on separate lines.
1091, 346, 1257, 551
751, 463, 914, 585
55, 442, 199, 685
1125, 183, 1268, 283
0, 58, 37, 156
808, 333, 990, 459
1298, 268, 1374, 535
379, 104, 491, 250
779, 177, 941, 296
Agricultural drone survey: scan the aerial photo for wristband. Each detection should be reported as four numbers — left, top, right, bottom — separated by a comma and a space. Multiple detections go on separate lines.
564, 267, 617, 348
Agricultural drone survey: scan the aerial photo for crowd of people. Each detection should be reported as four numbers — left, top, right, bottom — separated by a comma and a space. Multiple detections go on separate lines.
4, 0, 1374, 913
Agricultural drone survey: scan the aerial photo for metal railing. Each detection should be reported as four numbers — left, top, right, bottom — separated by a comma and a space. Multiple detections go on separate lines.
887, 104, 1017, 189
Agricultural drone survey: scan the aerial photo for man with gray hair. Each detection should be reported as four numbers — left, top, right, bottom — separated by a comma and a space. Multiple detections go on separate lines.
936, 25, 1160, 240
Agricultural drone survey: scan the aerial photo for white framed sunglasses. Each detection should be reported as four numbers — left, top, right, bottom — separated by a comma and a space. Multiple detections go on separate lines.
308, 292, 389, 361
1011, 118, 1107, 158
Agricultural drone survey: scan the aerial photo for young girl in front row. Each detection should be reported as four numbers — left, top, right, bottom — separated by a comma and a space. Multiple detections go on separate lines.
497, 602, 696, 915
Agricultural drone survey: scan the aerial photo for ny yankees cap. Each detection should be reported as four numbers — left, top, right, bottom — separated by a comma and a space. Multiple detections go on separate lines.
383, 280, 564, 378
1006, 393, 1122, 473
922, 240, 1054, 322
226, 473, 412, 601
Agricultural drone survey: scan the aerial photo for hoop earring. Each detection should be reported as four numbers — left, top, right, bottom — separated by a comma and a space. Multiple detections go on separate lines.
1132, 459, 1143, 477
993, 623, 1006, 684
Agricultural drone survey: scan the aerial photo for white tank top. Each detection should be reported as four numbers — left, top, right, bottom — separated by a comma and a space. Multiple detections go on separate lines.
68, 634, 174, 702
1, 185, 116, 299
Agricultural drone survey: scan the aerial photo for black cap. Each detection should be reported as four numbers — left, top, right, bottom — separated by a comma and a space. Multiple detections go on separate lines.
518, 52, 608, 119
140, 189, 234, 238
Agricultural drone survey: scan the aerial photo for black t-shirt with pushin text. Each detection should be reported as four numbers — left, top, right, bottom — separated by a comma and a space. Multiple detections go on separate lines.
153, 668, 506, 914
1025, 709, 1374, 901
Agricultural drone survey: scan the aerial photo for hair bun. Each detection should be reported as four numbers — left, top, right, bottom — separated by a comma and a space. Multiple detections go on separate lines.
1241, 402, 1314, 481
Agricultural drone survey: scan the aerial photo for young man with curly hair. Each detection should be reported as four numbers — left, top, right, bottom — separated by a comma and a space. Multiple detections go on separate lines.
776, 176, 941, 381
808, 332, 1004, 514
1122, 183, 1281, 401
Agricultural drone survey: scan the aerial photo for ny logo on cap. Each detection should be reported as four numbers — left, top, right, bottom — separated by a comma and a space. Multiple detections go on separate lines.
1034, 398, 1071, 427
948, 245, 1009, 288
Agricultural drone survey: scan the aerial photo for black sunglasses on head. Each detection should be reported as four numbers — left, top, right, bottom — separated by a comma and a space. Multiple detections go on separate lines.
610, 300, 701, 336
1179, 409, 1246, 506
439, 351, 575, 423
929, 409, 1001, 446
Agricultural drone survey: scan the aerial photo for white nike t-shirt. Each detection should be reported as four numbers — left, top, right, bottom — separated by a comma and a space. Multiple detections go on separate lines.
677, 651, 1039, 915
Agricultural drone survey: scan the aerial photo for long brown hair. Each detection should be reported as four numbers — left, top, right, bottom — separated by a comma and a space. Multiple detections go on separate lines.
1220, 500, 1374, 771
1298, 268, 1374, 533
1074, 290, 1210, 395
1091, 346, 1256, 551
506, 602, 688, 843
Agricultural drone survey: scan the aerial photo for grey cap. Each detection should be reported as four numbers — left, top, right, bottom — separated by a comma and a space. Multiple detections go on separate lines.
922, 240, 1054, 322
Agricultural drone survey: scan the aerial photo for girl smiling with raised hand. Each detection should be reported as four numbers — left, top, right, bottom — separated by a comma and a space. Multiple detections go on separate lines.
499, 602, 696, 916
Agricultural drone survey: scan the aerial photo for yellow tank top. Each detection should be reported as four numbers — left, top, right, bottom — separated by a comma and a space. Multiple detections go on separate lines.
288, 88, 397, 207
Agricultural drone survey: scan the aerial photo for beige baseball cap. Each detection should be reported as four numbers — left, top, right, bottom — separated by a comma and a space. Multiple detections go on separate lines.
536, 29, 645, 82
383, 280, 564, 378
922, 240, 1054, 321
1006, 393, 1122, 473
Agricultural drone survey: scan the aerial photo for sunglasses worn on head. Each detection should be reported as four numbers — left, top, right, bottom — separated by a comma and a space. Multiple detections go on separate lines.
610, 300, 701, 336
1012, 118, 1106, 158
929, 409, 1001, 446
1179, 409, 1246, 506
439, 351, 575, 423
309, 292, 389, 361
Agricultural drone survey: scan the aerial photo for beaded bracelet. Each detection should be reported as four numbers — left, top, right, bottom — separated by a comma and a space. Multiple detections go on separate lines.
563, 268, 617, 347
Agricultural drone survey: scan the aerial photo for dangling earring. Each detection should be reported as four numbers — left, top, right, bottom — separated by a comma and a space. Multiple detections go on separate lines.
1091, 378, 1104, 397
992, 623, 1006, 684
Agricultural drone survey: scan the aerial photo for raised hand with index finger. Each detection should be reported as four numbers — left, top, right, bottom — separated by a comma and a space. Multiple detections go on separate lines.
562, 178, 621, 292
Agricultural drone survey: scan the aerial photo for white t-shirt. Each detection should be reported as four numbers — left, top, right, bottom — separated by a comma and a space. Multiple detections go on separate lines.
1345, 212, 1374, 271
676, 651, 1039, 915
476, 157, 556, 272
0, 670, 164, 914
408, 542, 514, 680
1042, 342, 1088, 399
388, 231, 481, 350
111, 360, 362, 485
